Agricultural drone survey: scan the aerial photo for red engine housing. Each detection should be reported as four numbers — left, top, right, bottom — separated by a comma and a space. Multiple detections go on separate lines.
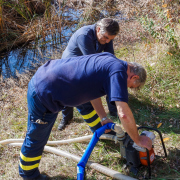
139, 147, 155, 166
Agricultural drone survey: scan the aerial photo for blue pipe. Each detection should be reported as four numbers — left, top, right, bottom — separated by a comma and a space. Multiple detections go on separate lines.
77, 123, 115, 180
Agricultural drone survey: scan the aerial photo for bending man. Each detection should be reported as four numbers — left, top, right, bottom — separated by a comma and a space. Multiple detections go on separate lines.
19, 52, 152, 180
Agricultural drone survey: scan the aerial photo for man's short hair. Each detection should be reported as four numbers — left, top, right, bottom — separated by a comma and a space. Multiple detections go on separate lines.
96, 18, 119, 35
128, 62, 147, 89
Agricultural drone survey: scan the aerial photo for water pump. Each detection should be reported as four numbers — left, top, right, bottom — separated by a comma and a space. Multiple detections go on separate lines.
119, 126, 167, 179
77, 124, 167, 180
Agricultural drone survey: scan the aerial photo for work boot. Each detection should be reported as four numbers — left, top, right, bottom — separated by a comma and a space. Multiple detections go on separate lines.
58, 118, 68, 130
23, 174, 49, 180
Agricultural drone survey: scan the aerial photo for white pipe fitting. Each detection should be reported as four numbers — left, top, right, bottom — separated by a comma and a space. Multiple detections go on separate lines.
113, 124, 125, 138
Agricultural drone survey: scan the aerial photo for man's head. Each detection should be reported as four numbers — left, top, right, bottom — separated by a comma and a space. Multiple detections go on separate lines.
96, 18, 119, 44
127, 62, 147, 90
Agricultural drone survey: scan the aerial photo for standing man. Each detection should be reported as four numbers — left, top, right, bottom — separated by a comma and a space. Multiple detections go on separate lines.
19, 52, 152, 180
58, 18, 120, 131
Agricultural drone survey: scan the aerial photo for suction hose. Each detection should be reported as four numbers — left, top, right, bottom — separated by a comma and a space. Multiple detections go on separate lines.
77, 123, 126, 179
0, 134, 116, 145
7, 143, 137, 180
0, 124, 137, 180
77, 123, 113, 179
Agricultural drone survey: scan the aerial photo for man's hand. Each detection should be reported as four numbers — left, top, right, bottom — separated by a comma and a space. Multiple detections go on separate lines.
136, 136, 152, 150
115, 101, 153, 150
90, 98, 113, 134
101, 118, 114, 133
90, 98, 114, 133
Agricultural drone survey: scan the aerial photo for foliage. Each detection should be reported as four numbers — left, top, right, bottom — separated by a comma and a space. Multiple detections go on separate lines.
0, 0, 55, 52
0, 0, 180, 180
138, 0, 180, 49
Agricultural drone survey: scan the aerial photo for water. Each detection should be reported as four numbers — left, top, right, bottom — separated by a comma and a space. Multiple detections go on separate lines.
0, 4, 123, 79
0, 6, 81, 79
0, 43, 63, 78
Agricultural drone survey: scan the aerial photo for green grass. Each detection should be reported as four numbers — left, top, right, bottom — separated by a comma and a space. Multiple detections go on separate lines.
1, 12, 180, 180
1, 41, 180, 179
114, 41, 180, 179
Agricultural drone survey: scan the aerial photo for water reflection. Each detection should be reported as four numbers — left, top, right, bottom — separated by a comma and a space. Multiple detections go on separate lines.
1, 47, 46, 78
0, 37, 61, 79
0, 5, 80, 79
0, 3, 123, 79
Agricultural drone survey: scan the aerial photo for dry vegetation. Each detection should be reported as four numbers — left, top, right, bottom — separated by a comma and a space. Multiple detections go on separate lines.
0, 0, 180, 180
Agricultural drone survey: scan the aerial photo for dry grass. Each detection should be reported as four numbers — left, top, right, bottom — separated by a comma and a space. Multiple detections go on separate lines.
0, 1, 180, 179
0, 0, 83, 52
1, 38, 180, 179
0, 77, 116, 180
2, 0, 180, 53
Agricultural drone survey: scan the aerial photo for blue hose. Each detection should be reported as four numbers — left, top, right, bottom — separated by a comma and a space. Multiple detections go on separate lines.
77, 123, 115, 180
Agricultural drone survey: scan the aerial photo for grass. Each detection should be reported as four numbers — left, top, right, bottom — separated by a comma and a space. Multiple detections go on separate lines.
0, 1, 180, 180
0, 39, 180, 180
115, 42, 180, 179
0, 0, 82, 52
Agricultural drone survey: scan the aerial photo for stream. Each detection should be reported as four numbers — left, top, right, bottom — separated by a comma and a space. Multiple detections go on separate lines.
0, 3, 123, 79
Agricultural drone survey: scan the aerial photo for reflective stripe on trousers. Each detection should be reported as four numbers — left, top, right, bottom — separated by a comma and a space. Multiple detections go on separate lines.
19, 77, 58, 179
76, 102, 102, 132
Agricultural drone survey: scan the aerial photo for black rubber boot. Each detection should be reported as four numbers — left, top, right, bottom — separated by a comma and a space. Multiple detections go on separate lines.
58, 118, 69, 130
23, 174, 49, 180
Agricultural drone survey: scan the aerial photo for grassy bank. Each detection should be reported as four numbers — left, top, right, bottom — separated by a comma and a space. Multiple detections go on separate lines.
0, 38, 180, 179
0, 0, 180, 179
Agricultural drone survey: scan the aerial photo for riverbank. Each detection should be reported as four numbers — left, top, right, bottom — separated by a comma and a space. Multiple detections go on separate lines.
1, 0, 180, 179
0, 39, 180, 179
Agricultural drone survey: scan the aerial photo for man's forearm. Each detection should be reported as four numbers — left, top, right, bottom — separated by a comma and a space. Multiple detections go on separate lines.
115, 101, 152, 150
90, 98, 106, 119
115, 101, 140, 144
91, 98, 114, 133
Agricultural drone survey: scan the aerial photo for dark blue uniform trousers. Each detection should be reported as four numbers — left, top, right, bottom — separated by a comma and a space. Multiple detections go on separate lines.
19, 78, 58, 179
19, 78, 116, 178
62, 96, 117, 132
76, 102, 102, 132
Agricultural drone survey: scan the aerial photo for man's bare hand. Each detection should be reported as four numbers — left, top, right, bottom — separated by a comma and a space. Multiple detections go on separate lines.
136, 136, 152, 150
101, 118, 114, 133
